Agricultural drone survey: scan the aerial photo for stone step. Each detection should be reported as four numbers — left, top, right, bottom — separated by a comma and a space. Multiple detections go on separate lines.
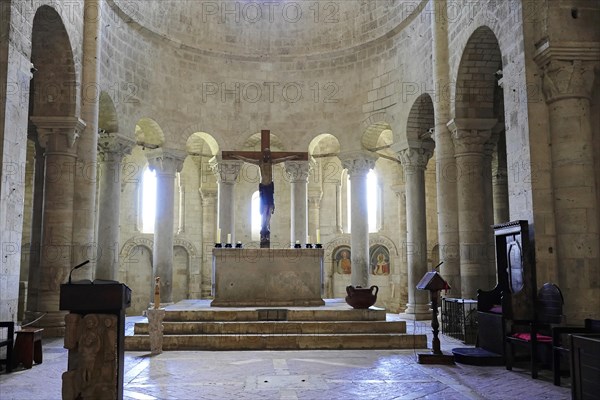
159, 308, 387, 322
133, 320, 407, 335
125, 333, 427, 351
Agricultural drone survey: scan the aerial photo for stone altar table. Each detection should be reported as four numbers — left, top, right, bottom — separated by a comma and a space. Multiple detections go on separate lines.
211, 248, 324, 307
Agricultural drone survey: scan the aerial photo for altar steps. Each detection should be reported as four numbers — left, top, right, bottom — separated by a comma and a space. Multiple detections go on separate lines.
124, 300, 428, 351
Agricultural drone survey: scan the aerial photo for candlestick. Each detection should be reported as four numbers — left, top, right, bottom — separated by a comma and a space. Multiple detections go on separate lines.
216, 228, 221, 243
307, 235, 311, 244
316, 229, 320, 243
226, 233, 231, 244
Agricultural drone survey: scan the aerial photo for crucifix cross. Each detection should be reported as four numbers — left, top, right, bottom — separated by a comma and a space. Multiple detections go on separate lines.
222, 130, 308, 248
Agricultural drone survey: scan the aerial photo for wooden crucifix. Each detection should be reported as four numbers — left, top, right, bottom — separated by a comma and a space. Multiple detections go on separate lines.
222, 130, 308, 248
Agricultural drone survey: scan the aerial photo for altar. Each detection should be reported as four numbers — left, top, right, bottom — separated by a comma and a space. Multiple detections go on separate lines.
211, 248, 325, 307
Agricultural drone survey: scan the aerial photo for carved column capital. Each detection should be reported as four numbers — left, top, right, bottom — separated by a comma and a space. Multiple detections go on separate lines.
284, 160, 311, 183
447, 118, 497, 156
30, 116, 86, 153
534, 41, 599, 103
200, 188, 217, 207
396, 143, 434, 171
209, 159, 243, 183
146, 148, 186, 175
339, 151, 377, 177
97, 132, 135, 162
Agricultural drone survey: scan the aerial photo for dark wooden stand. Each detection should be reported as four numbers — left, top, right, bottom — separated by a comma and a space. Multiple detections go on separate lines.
60, 283, 131, 400
418, 289, 455, 364
14, 328, 43, 369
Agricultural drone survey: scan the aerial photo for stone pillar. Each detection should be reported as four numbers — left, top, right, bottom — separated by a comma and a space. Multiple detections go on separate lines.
285, 160, 310, 245
340, 151, 377, 287
146, 148, 185, 304
492, 132, 509, 224
391, 179, 407, 310
308, 189, 323, 243
483, 127, 501, 287
71, 0, 102, 278
448, 118, 497, 299
398, 144, 434, 318
30, 116, 86, 334
25, 137, 45, 318
96, 133, 134, 280
534, 46, 599, 321
211, 159, 242, 245
200, 188, 217, 297
431, 0, 461, 296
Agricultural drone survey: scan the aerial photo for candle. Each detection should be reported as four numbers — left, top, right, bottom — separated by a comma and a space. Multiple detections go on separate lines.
316, 229, 320, 243
226, 233, 231, 244
307, 235, 311, 244
216, 228, 221, 243
296, 240, 300, 244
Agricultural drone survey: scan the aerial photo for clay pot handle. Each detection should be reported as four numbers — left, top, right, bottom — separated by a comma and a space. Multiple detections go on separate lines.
346, 285, 355, 297
370, 285, 379, 296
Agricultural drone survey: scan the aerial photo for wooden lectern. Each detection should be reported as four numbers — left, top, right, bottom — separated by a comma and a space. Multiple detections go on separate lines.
416, 270, 455, 364
60, 282, 131, 399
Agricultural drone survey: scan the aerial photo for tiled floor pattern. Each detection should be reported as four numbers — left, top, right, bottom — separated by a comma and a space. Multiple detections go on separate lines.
0, 318, 571, 400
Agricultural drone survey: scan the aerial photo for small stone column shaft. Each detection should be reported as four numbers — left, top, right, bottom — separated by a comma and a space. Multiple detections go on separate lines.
286, 161, 310, 245
340, 152, 377, 287
96, 133, 134, 280
146, 148, 185, 304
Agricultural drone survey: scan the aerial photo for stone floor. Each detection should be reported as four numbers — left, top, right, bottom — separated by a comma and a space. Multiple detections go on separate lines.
0, 317, 571, 400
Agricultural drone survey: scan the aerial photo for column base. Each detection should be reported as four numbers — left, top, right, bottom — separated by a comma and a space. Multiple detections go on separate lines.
29, 310, 68, 337
403, 303, 432, 320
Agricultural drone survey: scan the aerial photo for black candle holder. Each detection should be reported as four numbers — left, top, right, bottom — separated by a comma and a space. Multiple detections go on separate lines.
225, 243, 233, 248
306, 243, 313, 249
214, 243, 222, 248
294, 243, 302, 249
235, 242, 243, 248
315, 243, 323, 249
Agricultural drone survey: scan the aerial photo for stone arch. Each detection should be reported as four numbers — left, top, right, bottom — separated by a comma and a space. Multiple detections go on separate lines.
186, 132, 220, 156
406, 94, 435, 144
454, 26, 503, 119
362, 121, 393, 153
120, 236, 154, 262
368, 234, 399, 257
99, 92, 119, 133
135, 118, 165, 148
30, 5, 77, 117
243, 131, 285, 151
308, 133, 341, 158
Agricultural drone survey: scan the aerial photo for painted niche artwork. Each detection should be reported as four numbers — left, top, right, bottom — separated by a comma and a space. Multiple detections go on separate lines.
370, 245, 390, 275
334, 246, 351, 274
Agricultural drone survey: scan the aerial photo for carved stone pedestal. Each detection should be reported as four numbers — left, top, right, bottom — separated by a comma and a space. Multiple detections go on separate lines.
146, 309, 166, 355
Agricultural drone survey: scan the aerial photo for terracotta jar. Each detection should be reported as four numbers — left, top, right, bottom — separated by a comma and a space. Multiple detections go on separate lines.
345, 285, 379, 309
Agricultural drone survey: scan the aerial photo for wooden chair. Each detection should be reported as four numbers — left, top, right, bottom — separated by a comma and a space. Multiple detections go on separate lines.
505, 283, 564, 379
0, 321, 14, 373
552, 318, 600, 386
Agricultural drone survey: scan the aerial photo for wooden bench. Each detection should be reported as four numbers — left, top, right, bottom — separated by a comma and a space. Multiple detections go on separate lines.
0, 321, 14, 373
14, 328, 43, 369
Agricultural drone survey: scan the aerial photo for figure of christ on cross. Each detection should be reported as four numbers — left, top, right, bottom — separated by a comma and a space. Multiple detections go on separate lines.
222, 130, 308, 248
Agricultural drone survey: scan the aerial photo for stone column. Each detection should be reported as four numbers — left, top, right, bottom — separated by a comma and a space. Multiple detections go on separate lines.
25, 137, 45, 318
391, 179, 407, 310
146, 148, 185, 304
200, 188, 217, 297
340, 151, 377, 287
71, 0, 102, 277
30, 116, 86, 334
96, 133, 134, 280
535, 46, 599, 321
492, 132, 509, 224
398, 144, 434, 318
431, 0, 461, 296
448, 118, 497, 299
308, 189, 323, 243
211, 159, 243, 245
285, 160, 310, 245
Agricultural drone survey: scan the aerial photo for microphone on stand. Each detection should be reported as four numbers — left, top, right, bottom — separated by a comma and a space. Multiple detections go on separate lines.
68, 260, 90, 284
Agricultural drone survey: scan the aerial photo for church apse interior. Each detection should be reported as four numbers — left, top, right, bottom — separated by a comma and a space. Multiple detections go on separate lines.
1, 0, 599, 340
